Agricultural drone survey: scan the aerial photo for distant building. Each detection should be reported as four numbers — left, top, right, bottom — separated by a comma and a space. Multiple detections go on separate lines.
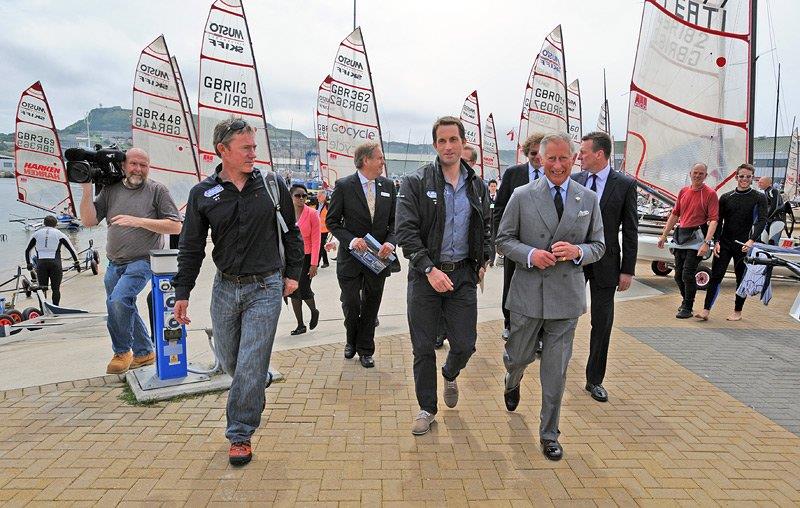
0, 154, 13, 177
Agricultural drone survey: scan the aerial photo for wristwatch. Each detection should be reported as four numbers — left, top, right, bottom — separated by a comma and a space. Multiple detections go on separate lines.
705, 240, 713, 247
424, 265, 434, 274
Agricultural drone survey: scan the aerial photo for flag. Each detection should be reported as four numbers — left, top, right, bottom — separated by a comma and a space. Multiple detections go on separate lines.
506, 129, 515, 141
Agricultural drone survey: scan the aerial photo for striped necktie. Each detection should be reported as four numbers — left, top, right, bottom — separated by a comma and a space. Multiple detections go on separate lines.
367, 181, 376, 219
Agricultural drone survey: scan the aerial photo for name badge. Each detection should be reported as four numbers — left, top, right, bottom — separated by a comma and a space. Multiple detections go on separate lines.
204, 185, 224, 198
426, 190, 437, 199
380, 191, 390, 197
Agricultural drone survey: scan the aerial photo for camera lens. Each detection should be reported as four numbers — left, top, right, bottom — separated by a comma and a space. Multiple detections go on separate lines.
66, 161, 94, 184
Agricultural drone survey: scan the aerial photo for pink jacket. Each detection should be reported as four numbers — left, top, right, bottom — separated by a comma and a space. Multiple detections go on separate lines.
296, 205, 321, 266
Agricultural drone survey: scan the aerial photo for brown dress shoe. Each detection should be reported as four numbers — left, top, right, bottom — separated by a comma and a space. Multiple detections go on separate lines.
130, 351, 155, 369
106, 351, 133, 374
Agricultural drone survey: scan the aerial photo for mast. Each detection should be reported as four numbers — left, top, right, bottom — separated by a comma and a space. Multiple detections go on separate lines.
359, 28, 388, 176
603, 69, 610, 134
770, 63, 780, 182
240, 0, 273, 167
748, 0, 757, 164
561, 25, 569, 137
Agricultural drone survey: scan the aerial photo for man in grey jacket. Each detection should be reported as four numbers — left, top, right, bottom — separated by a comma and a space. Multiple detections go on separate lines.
496, 132, 605, 461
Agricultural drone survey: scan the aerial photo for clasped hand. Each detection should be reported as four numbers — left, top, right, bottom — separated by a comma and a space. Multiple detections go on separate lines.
530, 241, 580, 269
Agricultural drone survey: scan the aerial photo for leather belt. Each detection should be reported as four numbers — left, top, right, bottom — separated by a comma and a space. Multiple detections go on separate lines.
436, 260, 469, 273
218, 270, 277, 284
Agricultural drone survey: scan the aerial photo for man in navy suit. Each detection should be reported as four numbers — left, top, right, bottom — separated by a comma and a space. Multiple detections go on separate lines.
493, 132, 545, 340
572, 131, 638, 403
326, 142, 398, 369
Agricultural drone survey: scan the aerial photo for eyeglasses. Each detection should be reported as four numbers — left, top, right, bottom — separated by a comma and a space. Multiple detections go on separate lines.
219, 119, 247, 142
737, 174, 753, 179
292, 193, 308, 199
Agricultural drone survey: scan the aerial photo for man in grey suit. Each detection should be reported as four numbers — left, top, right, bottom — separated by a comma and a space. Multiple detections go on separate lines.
496, 132, 605, 461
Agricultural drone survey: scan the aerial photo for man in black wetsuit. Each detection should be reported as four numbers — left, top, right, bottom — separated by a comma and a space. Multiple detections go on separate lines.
697, 164, 767, 321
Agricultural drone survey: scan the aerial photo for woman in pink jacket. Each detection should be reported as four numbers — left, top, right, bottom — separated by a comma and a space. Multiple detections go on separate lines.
289, 184, 321, 335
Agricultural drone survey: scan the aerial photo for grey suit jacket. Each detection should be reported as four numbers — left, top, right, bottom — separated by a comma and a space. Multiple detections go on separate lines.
496, 177, 605, 320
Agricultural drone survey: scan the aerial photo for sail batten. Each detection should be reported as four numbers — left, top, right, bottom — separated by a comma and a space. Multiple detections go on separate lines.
198, 0, 272, 175
132, 35, 201, 212
325, 27, 384, 186
624, 0, 752, 201
14, 81, 75, 216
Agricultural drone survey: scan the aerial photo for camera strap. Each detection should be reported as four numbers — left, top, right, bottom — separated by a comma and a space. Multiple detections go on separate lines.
260, 170, 288, 266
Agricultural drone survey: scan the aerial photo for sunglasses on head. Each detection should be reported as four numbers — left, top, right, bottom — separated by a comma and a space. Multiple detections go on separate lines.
220, 119, 247, 141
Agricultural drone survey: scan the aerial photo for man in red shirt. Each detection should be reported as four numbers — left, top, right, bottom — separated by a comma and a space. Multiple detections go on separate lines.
657, 163, 719, 318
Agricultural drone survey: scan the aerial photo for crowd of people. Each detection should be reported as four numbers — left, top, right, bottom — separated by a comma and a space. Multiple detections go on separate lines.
62, 114, 788, 467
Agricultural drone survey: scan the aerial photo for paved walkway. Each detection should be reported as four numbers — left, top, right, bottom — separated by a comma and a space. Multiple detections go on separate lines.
1, 278, 800, 505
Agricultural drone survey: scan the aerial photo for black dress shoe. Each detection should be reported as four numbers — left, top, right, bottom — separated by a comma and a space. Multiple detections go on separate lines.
504, 384, 520, 412
374, 317, 380, 327
359, 355, 375, 368
290, 325, 307, 335
321, 262, 329, 268
434, 335, 446, 349
676, 307, 693, 319
309, 309, 320, 330
344, 344, 356, 359
585, 382, 608, 402
540, 440, 563, 461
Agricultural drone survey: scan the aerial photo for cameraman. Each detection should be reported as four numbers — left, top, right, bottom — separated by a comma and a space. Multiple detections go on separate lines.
79, 147, 182, 375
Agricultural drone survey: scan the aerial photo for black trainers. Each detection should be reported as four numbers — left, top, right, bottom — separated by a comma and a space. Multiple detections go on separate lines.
676, 307, 693, 319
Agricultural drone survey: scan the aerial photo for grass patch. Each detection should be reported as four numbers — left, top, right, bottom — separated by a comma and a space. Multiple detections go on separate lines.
117, 383, 230, 406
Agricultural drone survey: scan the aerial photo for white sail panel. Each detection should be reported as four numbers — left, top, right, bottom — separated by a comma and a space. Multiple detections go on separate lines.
460, 90, 483, 176
516, 63, 535, 163
14, 82, 75, 216
132, 35, 200, 212
567, 79, 581, 172
524, 26, 568, 144
786, 127, 798, 201
624, 0, 751, 200
198, 0, 272, 175
326, 27, 383, 186
316, 76, 331, 185
173, 56, 198, 154
597, 101, 609, 134
482, 113, 500, 181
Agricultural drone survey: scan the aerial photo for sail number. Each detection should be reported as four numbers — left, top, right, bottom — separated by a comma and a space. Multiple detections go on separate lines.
134, 107, 182, 135
17, 132, 55, 153
330, 83, 371, 113
653, 15, 708, 68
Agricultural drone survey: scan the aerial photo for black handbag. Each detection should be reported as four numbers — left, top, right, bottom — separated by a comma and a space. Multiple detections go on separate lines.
673, 225, 699, 245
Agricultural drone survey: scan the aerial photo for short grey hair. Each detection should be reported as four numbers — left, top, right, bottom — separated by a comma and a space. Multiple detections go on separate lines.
691, 162, 709, 173
213, 118, 255, 156
354, 141, 381, 169
539, 132, 575, 156
462, 145, 478, 164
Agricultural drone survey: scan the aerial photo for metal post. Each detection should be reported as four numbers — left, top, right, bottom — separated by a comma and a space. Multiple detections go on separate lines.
748, 0, 758, 164
771, 64, 780, 182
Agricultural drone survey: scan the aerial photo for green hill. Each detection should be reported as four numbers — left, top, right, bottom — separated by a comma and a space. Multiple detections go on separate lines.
60, 106, 131, 134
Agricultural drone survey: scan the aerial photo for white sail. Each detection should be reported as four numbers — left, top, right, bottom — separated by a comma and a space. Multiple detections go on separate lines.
316, 76, 332, 186
515, 62, 535, 163
460, 90, 483, 177
482, 113, 500, 181
326, 27, 384, 186
596, 101, 616, 168
567, 78, 582, 172
198, 0, 272, 176
132, 35, 201, 212
14, 82, 75, 216
786, 127, 798, 201
517, 25, 569, 165
172, 56, 198, 155
624, 0, 751, 202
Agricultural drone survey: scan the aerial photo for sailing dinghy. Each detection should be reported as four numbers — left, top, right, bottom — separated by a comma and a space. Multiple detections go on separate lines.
482, 113, 500, 181
460, 90, 483, 177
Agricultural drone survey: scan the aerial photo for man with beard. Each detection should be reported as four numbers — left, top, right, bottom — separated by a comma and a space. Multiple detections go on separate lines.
79, 147, 182, 375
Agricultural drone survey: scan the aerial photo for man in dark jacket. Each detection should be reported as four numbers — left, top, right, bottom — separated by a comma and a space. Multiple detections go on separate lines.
396, 116, 492, 436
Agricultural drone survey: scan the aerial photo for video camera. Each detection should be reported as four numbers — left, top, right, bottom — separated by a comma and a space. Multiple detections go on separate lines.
65, 145, 125, 187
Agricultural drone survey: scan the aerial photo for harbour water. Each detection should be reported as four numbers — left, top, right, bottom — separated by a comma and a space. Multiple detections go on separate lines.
0, 178, 107, 279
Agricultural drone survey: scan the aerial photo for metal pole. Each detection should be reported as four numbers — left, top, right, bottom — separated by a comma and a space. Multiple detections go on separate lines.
771, 63, 780, 182
85, 111, 91, 148
748, 0, 758, 164
353, 0, 356, 31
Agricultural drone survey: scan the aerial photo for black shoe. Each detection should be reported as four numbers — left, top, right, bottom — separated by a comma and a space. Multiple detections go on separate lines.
344, 344, 356, 359
374, 317, 380, 327
359, 355, 375, 368
434, 335, 446, 349
290, 325, 307, 335
540, 439, 563, 461
321, 262, 329, 268
309, 309, 320, 330
504, 383, 521, 412
585, 382, 608, 402
676, 307, 693, 319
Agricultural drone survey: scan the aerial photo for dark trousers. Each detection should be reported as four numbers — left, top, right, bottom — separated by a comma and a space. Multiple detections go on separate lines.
586, 280, 615, 386
36, 259, 63, 305
704, 243, 747, 312
674, 248, 702, 310
319, 233, 329, 265
338, 271, 386, 356
501, 259, 517, 329
407, 266, 478, 414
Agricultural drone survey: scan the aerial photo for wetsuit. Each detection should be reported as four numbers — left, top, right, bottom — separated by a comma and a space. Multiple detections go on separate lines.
25, 227, 79, 305
703, 188, 768, 312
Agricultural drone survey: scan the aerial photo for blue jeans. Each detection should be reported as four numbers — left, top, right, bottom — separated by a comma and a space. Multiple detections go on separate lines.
104, 259, 153, 357
211, 271, 283, 443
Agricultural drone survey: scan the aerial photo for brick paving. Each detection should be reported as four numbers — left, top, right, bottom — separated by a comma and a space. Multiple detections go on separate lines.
1, 281, 800, 505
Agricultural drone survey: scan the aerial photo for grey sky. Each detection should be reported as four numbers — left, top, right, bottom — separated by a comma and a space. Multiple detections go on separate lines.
1, 0, 797, 152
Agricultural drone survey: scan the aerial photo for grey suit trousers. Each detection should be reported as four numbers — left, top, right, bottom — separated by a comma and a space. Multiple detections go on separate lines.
504, 312, 577, 441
